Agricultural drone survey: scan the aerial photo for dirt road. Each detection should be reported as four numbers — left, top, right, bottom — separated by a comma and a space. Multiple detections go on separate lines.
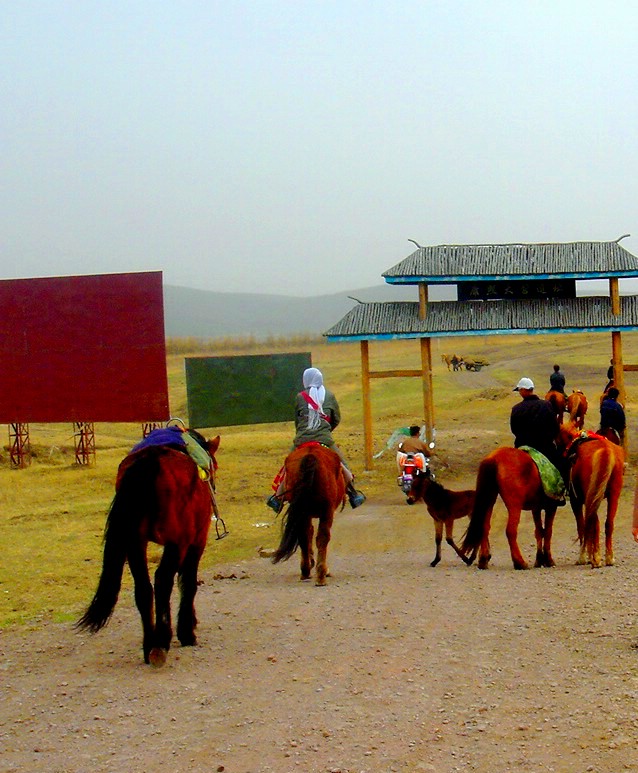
3, 490, 638, 773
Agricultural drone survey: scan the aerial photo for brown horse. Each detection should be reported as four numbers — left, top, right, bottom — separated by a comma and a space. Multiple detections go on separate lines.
76, 433, 221, 666
405, 472, 475, 566
558, 422, 625, 567
460, 447, 560, 570
567, 389, 588, 429
272, 443, 345, 586
545, 389, 567, 424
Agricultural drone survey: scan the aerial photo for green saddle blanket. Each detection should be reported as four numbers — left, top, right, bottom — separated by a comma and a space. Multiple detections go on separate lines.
518, 446, 566, 501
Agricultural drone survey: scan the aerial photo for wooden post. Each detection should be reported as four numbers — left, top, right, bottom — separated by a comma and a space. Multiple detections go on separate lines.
418, 283, 428, 320
360, 340, 373, 470
610, 277, 620, 315
420, 338, 434, 442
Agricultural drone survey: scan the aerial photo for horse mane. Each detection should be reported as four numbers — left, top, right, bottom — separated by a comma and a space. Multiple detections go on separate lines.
421, 477, 451, 509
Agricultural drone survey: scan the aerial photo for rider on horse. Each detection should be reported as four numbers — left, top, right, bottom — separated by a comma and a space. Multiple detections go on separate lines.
266, 367, 366, 513
549, 364, 566, 394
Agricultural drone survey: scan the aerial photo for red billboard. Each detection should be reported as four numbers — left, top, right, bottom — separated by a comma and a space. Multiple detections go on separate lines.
0, 271, 169, 423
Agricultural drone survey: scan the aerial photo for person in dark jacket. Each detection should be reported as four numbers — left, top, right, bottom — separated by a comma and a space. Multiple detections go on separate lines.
510, 377, 561, 468
549, 364, 566, 394
599, 387, 626, 443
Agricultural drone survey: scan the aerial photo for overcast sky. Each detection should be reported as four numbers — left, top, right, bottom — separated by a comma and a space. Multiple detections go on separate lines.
3, 1, 638, 297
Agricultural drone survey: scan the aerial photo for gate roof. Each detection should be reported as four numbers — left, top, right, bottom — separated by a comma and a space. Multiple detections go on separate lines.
325, 239, 638, 341
382, 240, 638, 284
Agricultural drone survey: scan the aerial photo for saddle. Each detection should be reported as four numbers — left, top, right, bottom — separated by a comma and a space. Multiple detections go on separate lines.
518, 446, 566, 502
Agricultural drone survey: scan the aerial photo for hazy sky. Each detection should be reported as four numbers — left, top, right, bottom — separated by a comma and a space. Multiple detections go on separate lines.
3, 1, 638, 296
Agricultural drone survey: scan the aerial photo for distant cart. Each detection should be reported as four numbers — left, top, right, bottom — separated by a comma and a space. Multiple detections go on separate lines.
464, 358, 490, 372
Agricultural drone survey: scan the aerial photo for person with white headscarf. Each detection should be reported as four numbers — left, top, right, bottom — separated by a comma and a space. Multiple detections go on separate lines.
266, 367, 366, 512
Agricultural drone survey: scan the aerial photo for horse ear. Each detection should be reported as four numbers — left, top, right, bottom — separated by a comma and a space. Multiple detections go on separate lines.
207, 435, 221, 454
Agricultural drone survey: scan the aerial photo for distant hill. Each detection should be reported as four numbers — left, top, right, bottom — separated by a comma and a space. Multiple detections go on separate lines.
163, 279, 637, 339
163, 283, 455, 339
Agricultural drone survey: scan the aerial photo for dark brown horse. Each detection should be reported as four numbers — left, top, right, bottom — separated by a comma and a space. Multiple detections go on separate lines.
545, 389, 567, 424
272, 443, 345, 586
558, 422, 625, 567
76, 434, 221, 666
405, 472, 475, 566
460, 447, 560, 570
567, 389, 588, 430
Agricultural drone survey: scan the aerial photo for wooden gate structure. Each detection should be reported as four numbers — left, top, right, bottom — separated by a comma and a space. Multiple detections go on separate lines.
325, 238, 638, 469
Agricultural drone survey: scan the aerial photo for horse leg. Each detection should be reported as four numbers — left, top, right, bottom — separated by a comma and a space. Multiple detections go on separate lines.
126, 542, 155, 664
315, 515, 333, 586
431, 519, 443, 567
177, 545, 204, 646
150, 542, 180, 666
505, 507, 529, 570
476, 507, 494, 570
604, 488, 621, 566
299, 520, 314, 581
570, 496, 587, 565
585, 510, 602, 568
540, 507, 557, 567
444, 519, 472, 566
532, 509, 545, 568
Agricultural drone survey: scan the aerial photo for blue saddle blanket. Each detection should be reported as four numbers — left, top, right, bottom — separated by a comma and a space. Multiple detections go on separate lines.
132, 426, 186, 452
131, 427, 212, 471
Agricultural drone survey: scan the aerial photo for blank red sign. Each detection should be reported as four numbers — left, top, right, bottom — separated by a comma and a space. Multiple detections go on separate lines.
0, 271, 169, 423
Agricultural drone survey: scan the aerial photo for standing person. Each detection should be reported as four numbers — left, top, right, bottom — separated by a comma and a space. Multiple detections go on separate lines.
266, 367, 366, 512
549, 364, 566, 394
599, 387, 626, 443
510, 377, 561, 470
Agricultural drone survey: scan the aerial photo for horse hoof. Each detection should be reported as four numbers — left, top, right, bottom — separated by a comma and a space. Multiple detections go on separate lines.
315, 577, 327, 586
148, 647, 167, 668
513, 563, 529, 570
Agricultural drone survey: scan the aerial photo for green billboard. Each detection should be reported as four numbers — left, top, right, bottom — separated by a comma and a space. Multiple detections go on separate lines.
185, 352, 312, 428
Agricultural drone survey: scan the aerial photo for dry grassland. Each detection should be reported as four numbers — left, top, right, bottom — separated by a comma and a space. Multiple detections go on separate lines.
1, 331, 636, 629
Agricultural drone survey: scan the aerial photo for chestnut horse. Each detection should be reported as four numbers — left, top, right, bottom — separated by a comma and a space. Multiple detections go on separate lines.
272, 443, 345, 586
76, 434, 221, 666
567, 389, 588, 430
405, 472, 475, 566
558, 422, 625, 567
545, 389, 567, 424
460, 447, 560, 570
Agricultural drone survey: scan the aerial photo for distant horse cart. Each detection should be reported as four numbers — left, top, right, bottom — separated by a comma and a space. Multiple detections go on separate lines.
463, 357, 490, 372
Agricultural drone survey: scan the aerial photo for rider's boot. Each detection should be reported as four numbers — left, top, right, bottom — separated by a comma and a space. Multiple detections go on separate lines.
266, 494, 283, 514
346, 483, 366, 509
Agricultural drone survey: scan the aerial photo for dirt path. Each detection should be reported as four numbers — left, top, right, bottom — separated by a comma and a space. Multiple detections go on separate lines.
4, 493, 638, 773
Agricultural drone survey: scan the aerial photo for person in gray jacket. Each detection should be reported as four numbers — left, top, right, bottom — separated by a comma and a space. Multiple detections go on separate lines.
267, 367, 365, 512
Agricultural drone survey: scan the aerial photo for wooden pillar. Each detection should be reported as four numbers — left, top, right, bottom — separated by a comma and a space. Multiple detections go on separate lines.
420, 338, 435, 442
610, 277, 620, 315
360, 340, 373, 470
419, 283, 428, 320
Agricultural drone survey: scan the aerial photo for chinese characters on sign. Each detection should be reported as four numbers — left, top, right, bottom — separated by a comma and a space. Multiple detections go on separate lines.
457, 279, 576, 302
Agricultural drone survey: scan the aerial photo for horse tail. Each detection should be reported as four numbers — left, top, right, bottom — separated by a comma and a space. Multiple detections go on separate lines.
460, 455, 499, 557
76, 452, 159, 632
272, 453, 317, 564
582, 447, 615, 553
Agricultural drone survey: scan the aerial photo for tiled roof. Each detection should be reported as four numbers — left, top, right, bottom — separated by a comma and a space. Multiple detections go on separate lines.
383, 241, 638, 283
324, 296, 638, 340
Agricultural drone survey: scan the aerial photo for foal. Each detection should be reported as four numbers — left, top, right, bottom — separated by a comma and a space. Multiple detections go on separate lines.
406, 473, 475, 566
